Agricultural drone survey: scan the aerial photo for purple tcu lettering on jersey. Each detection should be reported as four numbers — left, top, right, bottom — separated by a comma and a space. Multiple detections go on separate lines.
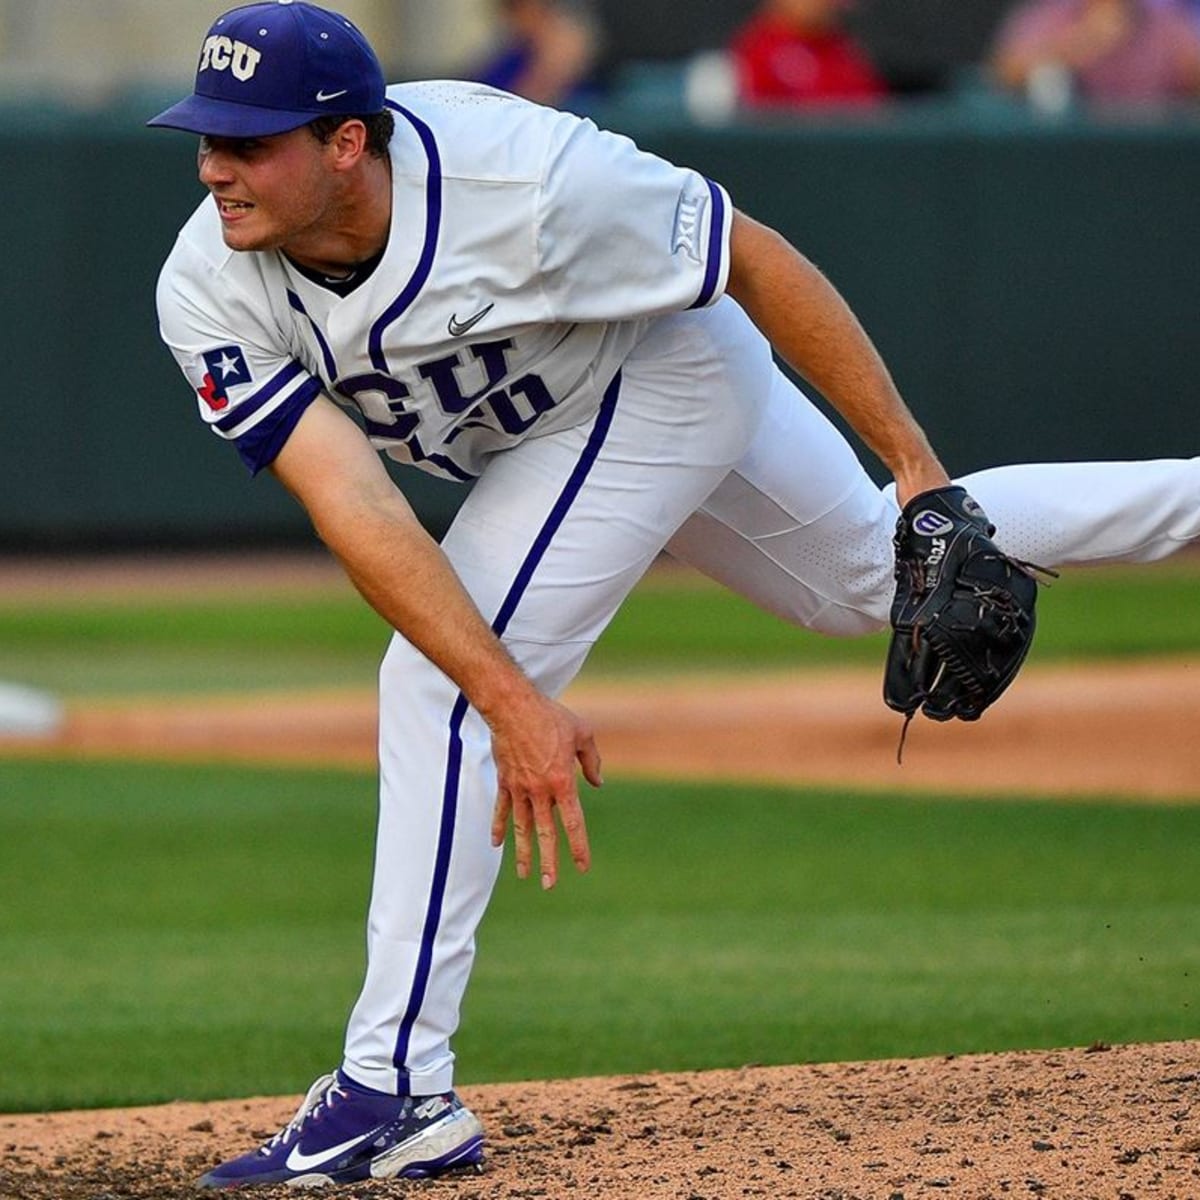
337, 339, 561, 452
417, 339, 560, 438
482, 374, 557, 436
335, 371, 421, 442
417, 341, 514, 415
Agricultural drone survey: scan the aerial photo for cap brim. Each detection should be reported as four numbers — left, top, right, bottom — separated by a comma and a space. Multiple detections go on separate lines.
146, 93, 318, 137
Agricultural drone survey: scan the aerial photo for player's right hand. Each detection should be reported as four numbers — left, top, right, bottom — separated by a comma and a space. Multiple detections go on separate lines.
488, 694, 602, 890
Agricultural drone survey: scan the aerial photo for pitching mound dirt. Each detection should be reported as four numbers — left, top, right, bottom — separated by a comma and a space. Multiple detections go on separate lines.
3, 1041, 1199, 1200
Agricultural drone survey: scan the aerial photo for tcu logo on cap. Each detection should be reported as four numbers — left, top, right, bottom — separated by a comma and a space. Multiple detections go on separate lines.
198, 35, 263, 82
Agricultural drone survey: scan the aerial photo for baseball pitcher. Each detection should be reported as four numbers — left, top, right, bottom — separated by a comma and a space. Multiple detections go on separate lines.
149, 1, 1200, 1187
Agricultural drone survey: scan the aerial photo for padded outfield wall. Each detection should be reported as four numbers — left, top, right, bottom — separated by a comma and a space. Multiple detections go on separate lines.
1, 101, 1197, 547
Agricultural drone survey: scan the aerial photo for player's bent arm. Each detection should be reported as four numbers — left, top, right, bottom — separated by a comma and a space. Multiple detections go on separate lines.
725, 209, 949, 506
270, 395, 601, 887
269, 397, 523, 719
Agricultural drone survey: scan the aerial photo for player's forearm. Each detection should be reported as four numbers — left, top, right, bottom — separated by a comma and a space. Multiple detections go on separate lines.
726, 211, 948, 501
270, 400, 538, 724
322, 491, 536, 721
276, 428, 596, 887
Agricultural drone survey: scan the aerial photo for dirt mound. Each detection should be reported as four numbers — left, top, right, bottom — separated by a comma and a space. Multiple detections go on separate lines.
3, 1041, 1198, 1200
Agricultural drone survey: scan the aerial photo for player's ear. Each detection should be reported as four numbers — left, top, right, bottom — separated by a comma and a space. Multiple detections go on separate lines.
327, 119, 369, 170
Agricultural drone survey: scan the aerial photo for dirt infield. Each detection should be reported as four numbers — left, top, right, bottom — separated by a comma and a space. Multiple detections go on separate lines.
3, 1041, 1199, 1200
12, 656, 1199, 800
4, 551, 1198, 799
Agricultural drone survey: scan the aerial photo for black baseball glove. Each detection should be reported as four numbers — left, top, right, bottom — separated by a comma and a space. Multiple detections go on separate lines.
884, 485, 1050, 737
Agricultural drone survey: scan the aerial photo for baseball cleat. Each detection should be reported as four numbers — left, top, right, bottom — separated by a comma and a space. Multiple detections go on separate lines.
196, 1070, 484, 1189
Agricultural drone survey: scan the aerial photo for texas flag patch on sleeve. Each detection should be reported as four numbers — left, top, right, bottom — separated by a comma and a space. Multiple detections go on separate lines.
198, 344, 253, 411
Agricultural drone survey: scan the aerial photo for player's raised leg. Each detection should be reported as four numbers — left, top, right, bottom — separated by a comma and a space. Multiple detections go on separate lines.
665, 357, 900, 635
939, 459, 1200, 566
667, 348, 1199, 634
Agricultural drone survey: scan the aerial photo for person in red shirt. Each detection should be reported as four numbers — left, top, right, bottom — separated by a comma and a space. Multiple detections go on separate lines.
730, 0, 887, 108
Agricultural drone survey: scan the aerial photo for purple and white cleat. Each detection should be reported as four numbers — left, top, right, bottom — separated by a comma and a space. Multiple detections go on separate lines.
197, 1070, 484, 1189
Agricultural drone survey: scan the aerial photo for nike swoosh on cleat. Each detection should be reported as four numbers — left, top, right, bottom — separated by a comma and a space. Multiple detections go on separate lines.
447, 303, 495, 338
284, 1125, 388, 1173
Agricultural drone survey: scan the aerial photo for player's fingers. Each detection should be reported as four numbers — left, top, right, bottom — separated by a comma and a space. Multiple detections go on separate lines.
557, 788, 591, 875
490, 788, 513, 849
576, 728, 603, 789
531, 795, 559, 891
510, 795, 535, 880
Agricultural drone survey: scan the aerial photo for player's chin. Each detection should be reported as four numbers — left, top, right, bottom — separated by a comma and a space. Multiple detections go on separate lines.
219, 218, 276, 253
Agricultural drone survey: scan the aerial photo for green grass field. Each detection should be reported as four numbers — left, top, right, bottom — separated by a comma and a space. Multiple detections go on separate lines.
0, 556, 1197, 1112
1, 555, 1198, 696
2, 758, 1198, 1113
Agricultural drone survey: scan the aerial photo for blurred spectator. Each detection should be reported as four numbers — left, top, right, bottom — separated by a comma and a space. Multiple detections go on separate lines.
989, 0, 1200, 105
472, 0, 601, 111
1158, 0, 1200, 34
729, 0, 888, 108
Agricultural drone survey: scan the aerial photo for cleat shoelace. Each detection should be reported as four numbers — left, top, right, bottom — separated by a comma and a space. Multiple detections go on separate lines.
258, 1073, 347, 1156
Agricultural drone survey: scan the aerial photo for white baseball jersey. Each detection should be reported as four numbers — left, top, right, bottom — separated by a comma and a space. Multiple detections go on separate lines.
156, 81, 733, 480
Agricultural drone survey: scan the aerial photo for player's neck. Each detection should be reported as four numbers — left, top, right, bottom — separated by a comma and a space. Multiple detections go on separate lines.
282, 154, 392, 279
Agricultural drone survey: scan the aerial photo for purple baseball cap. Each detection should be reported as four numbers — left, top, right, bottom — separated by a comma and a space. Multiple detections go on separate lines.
147, 0, 386, 137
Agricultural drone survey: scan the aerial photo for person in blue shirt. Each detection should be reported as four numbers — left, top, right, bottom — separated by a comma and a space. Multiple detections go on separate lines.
473, 0, 602, 111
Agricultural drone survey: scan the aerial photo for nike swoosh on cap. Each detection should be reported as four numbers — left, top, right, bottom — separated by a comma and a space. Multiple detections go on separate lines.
284, 1125, 387, 1173
316, 88, 350, 102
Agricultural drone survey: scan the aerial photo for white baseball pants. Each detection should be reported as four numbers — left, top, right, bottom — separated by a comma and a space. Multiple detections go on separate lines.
341, 298, 1199, 1095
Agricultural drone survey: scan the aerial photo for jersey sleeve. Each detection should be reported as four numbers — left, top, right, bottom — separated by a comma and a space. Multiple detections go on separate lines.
534, 117, 732, 322
156, 243, 323, 475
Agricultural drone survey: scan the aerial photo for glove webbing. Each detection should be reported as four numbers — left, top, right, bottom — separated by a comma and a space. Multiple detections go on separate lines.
893, 555, 1058, 764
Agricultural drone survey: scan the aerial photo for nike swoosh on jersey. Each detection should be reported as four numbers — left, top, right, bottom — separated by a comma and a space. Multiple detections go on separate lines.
447, 303, 495, 338
284, 1125, 387, 1173
316, 89, 350, 102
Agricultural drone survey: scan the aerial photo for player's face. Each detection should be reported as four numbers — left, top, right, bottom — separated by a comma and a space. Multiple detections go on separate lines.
197, 128, 339, 253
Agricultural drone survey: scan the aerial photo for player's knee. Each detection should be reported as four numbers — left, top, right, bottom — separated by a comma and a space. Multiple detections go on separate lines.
763, 580, 889, 637
805, 601, 889, 638
782, 562, 892, 637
